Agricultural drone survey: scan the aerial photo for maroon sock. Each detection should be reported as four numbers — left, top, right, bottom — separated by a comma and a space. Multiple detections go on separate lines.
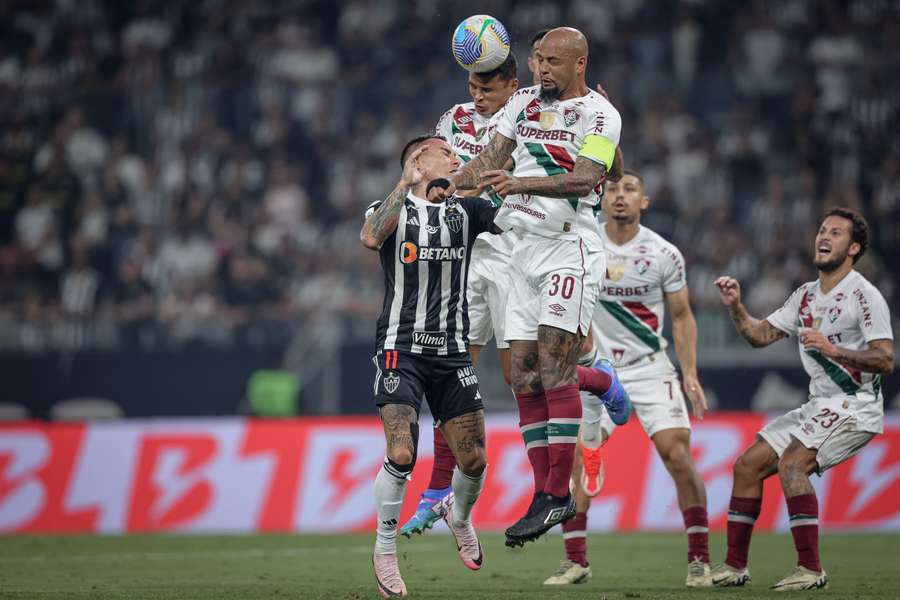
682, 505, 710, 563
725, 496, 761, 569
427, 428, 456, 489
576, 365, 612, 395
562, 511, 588, 567
786, 493, 821, 572
544, 384, 581, 498
515, 390, 549, 494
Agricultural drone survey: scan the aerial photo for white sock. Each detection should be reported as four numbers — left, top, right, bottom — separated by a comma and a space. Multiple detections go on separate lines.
374, 461, 408, 554
451, 465, 485, 524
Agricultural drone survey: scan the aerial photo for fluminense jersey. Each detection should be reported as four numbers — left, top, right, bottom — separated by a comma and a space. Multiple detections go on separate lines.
593, 225, 687, 367
365, 193, 497, 355
493, 85, 621, 245
435, 102, 512, 255
766, 270, 893, 431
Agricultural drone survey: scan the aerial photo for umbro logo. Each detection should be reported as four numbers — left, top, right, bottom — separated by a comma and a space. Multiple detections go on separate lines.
549, 303, 566, 312
407, 215, 420, 226
544, 508, 566, 524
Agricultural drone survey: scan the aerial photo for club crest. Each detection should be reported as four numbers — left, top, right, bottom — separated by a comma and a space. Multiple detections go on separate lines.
634, 258, 651, 275
384, 372, 400, 394
828, 307, 842, 323
564, 107, 580, 127
444, 209, 463, 233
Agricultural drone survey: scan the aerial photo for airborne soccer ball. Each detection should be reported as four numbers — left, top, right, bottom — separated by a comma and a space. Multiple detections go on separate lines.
451, 15, 510, 73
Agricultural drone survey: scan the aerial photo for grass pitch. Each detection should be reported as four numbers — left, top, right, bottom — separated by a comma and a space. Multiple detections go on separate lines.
0, 532, 896, 599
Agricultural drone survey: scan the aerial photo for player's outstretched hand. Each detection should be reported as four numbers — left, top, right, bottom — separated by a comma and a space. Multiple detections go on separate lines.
401, 146, 428, 187
682, 374, 708, 420
799, 328, 840, 359
714, 276, 741, 307
481, 170, 517, 198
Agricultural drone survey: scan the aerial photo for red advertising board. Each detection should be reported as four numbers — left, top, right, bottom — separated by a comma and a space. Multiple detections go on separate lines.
2, 414, 899, 533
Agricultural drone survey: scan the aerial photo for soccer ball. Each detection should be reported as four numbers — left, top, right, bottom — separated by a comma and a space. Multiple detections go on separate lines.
451, 15, 510, 73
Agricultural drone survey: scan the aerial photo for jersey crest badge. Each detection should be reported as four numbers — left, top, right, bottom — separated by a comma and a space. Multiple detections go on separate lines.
444, 209, 463, 233
564, 107, 580, 127
383, 372, 400, 394
828, 307, 842, 323
635, 258, 651, 275
452, 106, 477, 136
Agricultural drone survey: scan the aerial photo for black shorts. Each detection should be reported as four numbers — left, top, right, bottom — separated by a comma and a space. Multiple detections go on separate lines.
373, 349, 484, 424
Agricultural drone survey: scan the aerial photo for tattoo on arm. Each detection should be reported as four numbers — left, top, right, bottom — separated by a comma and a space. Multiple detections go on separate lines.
537, 325, 583, 388
834, 340, 895, 374
728, 303, 787, 348
360, 184, 408, 250
379, 404, 417, 457
514, 157, 605, 199
452, 135, 516, 190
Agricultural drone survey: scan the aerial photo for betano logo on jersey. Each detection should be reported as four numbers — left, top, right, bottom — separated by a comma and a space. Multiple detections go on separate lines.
400, 241, 466, 264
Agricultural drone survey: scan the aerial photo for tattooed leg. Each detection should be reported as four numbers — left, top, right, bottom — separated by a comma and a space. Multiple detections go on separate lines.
509, 340, 542, 395
379, 404, 418, 467
537, 325, 583, 389
441, 409, 486, 476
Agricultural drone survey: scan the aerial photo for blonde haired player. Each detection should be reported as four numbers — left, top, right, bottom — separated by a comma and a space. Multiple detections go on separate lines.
544, 171, 712, 587
711, 207, 893, 591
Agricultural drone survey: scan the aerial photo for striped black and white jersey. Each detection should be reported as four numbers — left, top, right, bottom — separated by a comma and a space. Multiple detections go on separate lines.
366, 191, 498, 355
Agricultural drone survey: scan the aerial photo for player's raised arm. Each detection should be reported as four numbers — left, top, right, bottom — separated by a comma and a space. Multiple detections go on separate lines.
447, 133, 517, 194
715, 276, 787, 348
666, 286, 707, 419
360, 145, 427, 250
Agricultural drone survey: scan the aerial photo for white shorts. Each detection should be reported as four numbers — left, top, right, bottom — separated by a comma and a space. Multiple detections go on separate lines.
582, 355, 691, 438
467, 239, 511, 350
505, 233, 605, 341
758, 396, 876, 474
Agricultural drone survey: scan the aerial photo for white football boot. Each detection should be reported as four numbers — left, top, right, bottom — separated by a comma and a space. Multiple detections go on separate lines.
685, 557, 713, 587
543, 559, 592, 585
710, 562, 751, 587
771, 566, 828, 591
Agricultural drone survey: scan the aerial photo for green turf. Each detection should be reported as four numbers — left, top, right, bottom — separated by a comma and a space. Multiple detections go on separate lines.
0, 532, 896, 599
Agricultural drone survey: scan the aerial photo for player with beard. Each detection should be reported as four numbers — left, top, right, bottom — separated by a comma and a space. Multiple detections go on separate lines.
712, 208, 894, 591
544, 171, 712, 587
362, 136, 501, 597
400, 39, 630, 540
432, 27, 630, 547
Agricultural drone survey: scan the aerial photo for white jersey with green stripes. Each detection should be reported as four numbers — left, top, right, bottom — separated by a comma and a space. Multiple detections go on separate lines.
493, 85, 621, 245
592, 225, 686, 367
435, 102, 512, 255
766, 270, 892, 432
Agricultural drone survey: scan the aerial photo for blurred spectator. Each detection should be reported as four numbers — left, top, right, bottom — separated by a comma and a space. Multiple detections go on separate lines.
0, 0, 896, 352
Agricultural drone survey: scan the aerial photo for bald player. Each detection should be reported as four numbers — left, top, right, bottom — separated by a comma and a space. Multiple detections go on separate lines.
434, 27, 627, 547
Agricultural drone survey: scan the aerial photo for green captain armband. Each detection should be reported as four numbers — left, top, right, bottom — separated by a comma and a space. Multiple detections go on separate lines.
578, 134, 616, 169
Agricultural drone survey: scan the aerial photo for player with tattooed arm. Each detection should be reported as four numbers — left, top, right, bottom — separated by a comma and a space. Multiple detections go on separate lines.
361, 136, 500, 597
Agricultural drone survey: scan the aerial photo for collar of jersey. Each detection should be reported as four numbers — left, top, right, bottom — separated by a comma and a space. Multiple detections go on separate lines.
406, 191, 437, 207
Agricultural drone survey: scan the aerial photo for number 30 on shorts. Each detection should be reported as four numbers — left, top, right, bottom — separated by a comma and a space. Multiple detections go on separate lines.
549, 274, 575, 299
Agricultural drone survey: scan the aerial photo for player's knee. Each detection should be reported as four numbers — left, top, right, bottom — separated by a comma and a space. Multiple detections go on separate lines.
386, 446, 415, 468
733, 452, 764, 483
661, 443, 693, 475
777, 451, 812, 477
457, 448, 486, 476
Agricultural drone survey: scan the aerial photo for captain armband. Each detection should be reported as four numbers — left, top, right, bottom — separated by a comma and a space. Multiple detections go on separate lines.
578, 134, 616, 169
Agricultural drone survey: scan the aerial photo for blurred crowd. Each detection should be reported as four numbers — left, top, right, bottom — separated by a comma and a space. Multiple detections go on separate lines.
0, 0, 898, 352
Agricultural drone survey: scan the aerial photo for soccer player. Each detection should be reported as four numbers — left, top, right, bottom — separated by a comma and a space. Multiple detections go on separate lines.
544, 171, 712, 587
399, 54, 519, 538
434, 27, 628, 546
361, 136, 500, 597
401, 46, 628, 539
711, 208, 894, 591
